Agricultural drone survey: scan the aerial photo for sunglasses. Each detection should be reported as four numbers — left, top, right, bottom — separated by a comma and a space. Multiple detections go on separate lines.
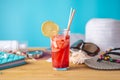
70, 40, 100, 56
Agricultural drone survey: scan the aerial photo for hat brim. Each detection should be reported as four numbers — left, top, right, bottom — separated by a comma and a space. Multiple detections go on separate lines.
85, 55, 120, 70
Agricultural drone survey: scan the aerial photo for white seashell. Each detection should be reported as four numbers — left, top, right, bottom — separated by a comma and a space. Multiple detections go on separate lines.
70, 50, 91, 64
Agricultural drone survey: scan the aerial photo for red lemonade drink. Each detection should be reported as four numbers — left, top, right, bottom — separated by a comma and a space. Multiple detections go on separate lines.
51, 31, 70, 70
42, 8, 75, 70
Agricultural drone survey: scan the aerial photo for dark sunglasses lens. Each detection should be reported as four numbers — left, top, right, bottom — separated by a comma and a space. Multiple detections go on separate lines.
70, 40, 83, 49
82, 43, 100, 56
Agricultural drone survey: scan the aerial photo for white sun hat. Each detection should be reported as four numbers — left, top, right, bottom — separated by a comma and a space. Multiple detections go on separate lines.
85, 18, 120, 51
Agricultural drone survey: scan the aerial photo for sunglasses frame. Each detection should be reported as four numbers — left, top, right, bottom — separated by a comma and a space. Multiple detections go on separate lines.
70, 40, 100, 56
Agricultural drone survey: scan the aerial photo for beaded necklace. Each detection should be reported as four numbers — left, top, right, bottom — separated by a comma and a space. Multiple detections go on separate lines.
97, 48, 120, 63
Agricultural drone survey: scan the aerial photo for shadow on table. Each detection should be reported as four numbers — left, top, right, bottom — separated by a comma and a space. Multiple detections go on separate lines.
69, 63, 90, 71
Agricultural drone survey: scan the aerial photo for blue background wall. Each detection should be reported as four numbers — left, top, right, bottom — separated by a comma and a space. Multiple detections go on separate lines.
0, 0, 120, 47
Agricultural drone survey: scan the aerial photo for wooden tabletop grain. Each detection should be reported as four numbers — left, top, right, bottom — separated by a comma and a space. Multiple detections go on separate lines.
0, 48, 120, 80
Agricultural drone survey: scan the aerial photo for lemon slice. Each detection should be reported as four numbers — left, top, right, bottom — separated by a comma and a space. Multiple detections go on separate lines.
41, 21, 59, 38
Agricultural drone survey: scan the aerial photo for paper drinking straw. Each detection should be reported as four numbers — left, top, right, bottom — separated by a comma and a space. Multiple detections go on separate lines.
67, 8, 73, 27
66, 8, 75, 36
67, 9, 75, 31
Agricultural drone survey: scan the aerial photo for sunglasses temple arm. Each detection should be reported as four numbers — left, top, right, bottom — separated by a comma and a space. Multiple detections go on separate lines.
107, 52, 120, 56
112, 48, 120, 50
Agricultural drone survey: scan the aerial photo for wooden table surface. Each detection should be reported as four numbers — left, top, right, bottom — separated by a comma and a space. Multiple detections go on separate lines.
0, 48, 120, 80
